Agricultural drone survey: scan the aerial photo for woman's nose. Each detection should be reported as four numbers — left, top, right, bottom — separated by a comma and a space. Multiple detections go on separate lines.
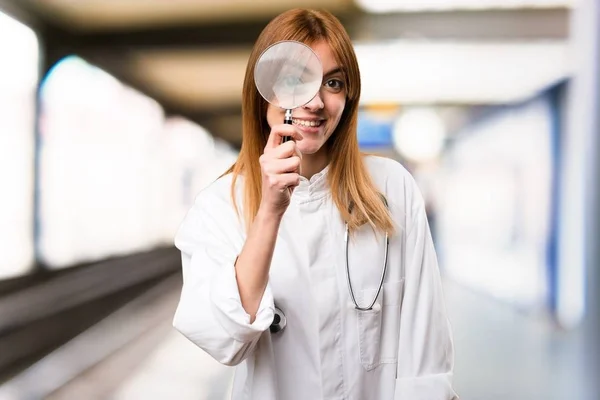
302, 91, 324, 111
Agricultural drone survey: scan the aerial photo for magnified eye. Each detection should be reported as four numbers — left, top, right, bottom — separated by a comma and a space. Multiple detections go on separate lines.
278, 75, 303, 88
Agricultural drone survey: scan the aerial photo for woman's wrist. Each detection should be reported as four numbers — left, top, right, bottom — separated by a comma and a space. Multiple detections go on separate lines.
256, 204, 285, 223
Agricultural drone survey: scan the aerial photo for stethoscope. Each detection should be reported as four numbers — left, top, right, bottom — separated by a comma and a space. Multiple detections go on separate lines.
270, 195, 390, 333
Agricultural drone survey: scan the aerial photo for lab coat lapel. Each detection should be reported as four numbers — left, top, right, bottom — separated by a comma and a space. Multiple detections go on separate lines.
278, 200, 310, 278
270, 200, 323, 397
271, 200, 314, 303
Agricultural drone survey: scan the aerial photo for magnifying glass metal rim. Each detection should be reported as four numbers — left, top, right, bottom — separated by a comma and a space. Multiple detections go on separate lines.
253, 40, 323, 111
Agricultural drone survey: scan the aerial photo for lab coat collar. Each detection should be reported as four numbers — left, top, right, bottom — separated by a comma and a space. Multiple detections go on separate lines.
294, 164, 330, 203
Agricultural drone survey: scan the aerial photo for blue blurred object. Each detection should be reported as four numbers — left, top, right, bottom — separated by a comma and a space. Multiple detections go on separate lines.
357, 112, 393, 148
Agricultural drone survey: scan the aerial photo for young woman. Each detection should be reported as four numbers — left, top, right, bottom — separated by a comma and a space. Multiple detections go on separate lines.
173, 8, 458, 400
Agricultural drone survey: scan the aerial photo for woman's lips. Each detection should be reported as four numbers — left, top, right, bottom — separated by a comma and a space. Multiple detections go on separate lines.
292, 118, 325, 133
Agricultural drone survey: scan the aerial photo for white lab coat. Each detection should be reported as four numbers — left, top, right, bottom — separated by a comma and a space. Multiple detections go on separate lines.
173, 155, 458, 400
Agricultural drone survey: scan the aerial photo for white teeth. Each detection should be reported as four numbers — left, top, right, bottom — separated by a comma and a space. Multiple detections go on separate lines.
292, 119, 322, 127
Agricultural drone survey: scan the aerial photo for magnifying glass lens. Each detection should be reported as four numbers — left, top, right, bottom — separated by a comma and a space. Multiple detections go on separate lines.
254, 41, 323, 131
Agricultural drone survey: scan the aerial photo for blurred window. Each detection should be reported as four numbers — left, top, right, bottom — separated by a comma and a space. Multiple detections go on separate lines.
436, 95, 554, 309
0, 11, 38, 278
38, 56, 166, 268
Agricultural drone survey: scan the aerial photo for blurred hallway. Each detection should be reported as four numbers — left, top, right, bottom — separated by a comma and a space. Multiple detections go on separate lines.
1, 1, 598, 399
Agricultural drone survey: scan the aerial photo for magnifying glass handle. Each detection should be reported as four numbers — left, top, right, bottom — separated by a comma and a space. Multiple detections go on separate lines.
283, 109, 293, 143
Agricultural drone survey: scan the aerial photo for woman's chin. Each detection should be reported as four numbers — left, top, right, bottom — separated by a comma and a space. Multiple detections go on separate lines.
297, 142, 323, 155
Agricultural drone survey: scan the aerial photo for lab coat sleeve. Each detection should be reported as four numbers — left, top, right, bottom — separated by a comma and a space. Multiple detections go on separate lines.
394, 202, 459, 399
172, 192, 275, 366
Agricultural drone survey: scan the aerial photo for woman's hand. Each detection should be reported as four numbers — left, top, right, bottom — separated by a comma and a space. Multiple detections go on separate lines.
258, 124, 303, 217
233, 123, 302, 322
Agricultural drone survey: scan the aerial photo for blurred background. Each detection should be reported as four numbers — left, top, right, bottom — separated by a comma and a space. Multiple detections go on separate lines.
0, 0, 598, 399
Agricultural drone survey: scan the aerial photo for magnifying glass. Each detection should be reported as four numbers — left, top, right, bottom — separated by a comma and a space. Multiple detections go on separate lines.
254, 40, 323, 143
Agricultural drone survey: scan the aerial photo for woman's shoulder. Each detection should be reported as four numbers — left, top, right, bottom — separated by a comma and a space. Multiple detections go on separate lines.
362, 154, 414, 188
175, 173, 243, 250
363, 154, 405, 171
362, 154, 425, 212
192, 173, 242, 211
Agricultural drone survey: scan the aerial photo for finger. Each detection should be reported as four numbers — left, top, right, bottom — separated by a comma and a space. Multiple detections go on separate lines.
272, 141, 297, 159
294, 144, 303, 160
265, 173, 300, 192
263, 156, 301, 175
279, 173, 301, 190
275, 156, 301, 174
265, 124, 304, 149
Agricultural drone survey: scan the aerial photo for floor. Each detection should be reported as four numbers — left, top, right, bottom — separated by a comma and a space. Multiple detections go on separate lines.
11, 278, 597, 400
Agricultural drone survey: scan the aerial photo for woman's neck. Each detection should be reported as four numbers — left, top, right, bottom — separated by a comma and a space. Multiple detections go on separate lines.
300, 148, 329, 180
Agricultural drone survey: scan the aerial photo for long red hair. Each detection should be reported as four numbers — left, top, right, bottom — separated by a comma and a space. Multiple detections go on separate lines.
226, 8, 394, 234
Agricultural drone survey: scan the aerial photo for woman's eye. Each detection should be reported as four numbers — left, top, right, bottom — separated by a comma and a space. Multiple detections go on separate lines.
324, 79, 344, 92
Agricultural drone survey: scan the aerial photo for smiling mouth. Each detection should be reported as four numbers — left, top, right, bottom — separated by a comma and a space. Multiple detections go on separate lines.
292, 118, 324, 127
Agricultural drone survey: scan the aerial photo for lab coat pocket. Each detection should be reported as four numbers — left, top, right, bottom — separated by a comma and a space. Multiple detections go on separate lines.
379, 280, 404, 364
357, 287, 382, 371
357, 280, 405, 371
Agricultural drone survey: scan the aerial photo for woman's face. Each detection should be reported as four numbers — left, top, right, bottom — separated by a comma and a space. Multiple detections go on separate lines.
265, 40, 347, 156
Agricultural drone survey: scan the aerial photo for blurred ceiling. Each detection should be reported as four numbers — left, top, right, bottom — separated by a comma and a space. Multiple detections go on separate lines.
0, 0, 572, 146
21, 0, 353, 31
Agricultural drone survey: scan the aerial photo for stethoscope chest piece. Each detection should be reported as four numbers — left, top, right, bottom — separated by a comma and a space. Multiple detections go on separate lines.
270, 306, 287, 333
